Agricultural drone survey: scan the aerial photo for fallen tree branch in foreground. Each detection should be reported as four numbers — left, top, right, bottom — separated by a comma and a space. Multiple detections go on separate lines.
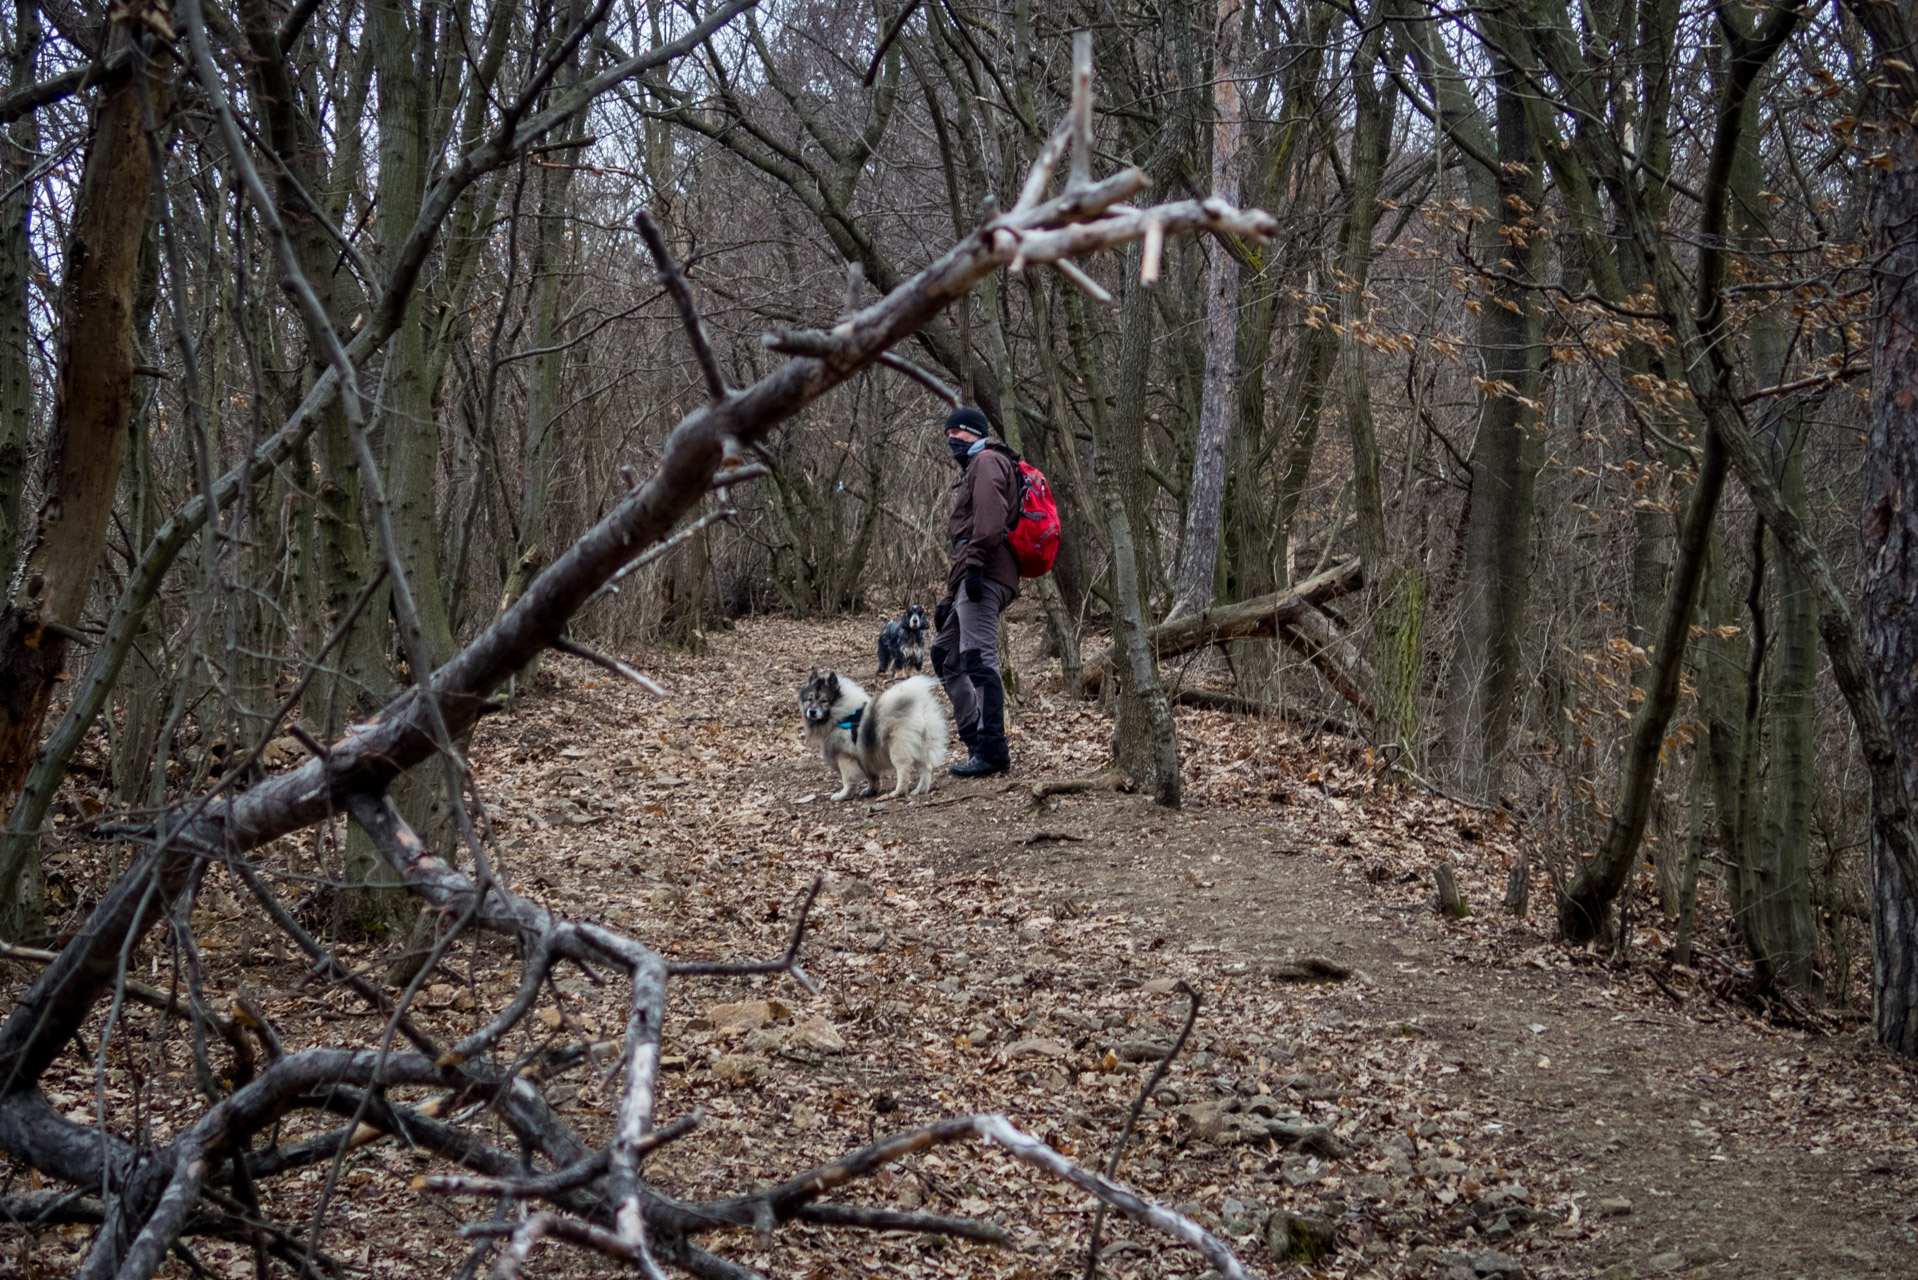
1079, 559, 1370, 717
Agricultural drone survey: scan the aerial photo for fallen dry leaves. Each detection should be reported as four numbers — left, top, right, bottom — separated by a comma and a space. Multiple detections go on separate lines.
4, 610, 1916, 1280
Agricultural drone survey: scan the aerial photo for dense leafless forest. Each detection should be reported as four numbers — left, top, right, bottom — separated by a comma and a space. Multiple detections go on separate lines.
3, 0, 1918, 1272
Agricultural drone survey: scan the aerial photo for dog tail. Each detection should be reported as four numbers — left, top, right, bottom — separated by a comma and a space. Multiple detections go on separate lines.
896, 675, 948, 766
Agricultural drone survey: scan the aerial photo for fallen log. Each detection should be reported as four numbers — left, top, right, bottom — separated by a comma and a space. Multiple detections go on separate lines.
1080, 559, 1370, 717
1029, 768, 1133, 807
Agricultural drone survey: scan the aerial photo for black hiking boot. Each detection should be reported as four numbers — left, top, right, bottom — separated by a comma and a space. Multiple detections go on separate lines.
949, 750, 1009, 778
949, 656, 1010, 777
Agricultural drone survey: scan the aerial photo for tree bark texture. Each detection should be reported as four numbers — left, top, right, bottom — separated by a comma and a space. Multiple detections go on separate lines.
1863, 125, 1918, 1055
0, 24, 170, 934
372, 0, 455, 674
1067, 265, 1181, 804
1724, 65, 1820, 993
1439, 62, 1544, 800
0, 0, 36, 586
1168, 0, 1241, 620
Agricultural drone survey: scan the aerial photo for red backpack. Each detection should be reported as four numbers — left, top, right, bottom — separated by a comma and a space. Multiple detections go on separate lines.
1009, 459, 1061, 578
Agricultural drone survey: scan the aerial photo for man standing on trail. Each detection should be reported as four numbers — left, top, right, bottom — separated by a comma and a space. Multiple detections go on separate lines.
932, 407, 1020, 777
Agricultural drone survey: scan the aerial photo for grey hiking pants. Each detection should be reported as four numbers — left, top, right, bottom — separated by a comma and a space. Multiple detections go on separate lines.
932, 579, 1013, 735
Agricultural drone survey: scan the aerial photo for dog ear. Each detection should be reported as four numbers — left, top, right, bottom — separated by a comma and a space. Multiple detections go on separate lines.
827, 673, 840, 696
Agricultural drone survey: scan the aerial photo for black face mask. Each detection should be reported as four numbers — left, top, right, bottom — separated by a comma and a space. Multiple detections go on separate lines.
948, 436, 976, 467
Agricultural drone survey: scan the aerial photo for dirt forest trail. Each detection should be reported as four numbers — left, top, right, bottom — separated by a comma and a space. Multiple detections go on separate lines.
464, 610, 1918, 1280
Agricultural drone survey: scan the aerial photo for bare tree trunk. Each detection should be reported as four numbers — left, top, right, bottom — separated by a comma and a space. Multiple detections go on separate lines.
1561, 432, 1727, 941
1332, 14, 1412, 743
236, 0, 383, 727
1338, 18, 1391, 580
1069, 256, 1181, 805
0, 0, 35, 585
372, 0, 454, 673
109, 402, 164, 818
1168, 0, 1241, 620
1862, 125, 1918, 1055
514, 18, 591, 659
338, 0, 455, 942
1438, 62, 1544, 801
1673, 743, 1707, 968
0, 21, 170, 936
1273, 307, 1336, 588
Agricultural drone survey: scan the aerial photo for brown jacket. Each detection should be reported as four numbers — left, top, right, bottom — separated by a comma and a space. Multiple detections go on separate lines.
943, 442, 1022, 601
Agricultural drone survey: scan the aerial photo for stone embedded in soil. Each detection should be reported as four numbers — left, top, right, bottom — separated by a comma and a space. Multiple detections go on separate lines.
785, 1016, 847, 1055
1280, 1155, 1328, 1186
742, 1027, 785, 1055
1005, 1036, 1070, 1059
1681, 1244, 1726, 1266
1265, 1210, 1337, 1261
1112, 1038, 1175, 1062
1269, 955, 1353, 982
1595, 1195, 1635, 1217
703, 998, 792, 1030
1467, 1249, 1527, 1278
1645, 1252, 1684, 1272
712, 1054, 768, 1086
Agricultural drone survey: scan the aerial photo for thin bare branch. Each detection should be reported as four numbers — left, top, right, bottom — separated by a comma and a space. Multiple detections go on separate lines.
795, 1203, 1010, 1243
666, 877, 823, 993
877, 350, 960, 404
861, 0, 923, 87
635, 208, 728, 401
1086, 983, 1201, 1279
1052, 257, 1114, 304
1068, 31, 1094, 188
551, 637, 668, 696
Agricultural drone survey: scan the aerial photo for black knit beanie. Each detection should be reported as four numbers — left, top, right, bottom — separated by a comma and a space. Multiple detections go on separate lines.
944, 406, 993, 437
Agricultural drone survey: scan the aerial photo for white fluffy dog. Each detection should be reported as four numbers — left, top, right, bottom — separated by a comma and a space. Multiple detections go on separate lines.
798, 670, 947, 800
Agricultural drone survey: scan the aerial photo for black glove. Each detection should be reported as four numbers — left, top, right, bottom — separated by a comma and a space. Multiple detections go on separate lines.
965, 565, 985, 603
934, 602, 952, 632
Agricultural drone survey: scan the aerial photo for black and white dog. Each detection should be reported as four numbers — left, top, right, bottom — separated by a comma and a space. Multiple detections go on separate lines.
799, 670, 946, 800
876, 604, 931, 675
